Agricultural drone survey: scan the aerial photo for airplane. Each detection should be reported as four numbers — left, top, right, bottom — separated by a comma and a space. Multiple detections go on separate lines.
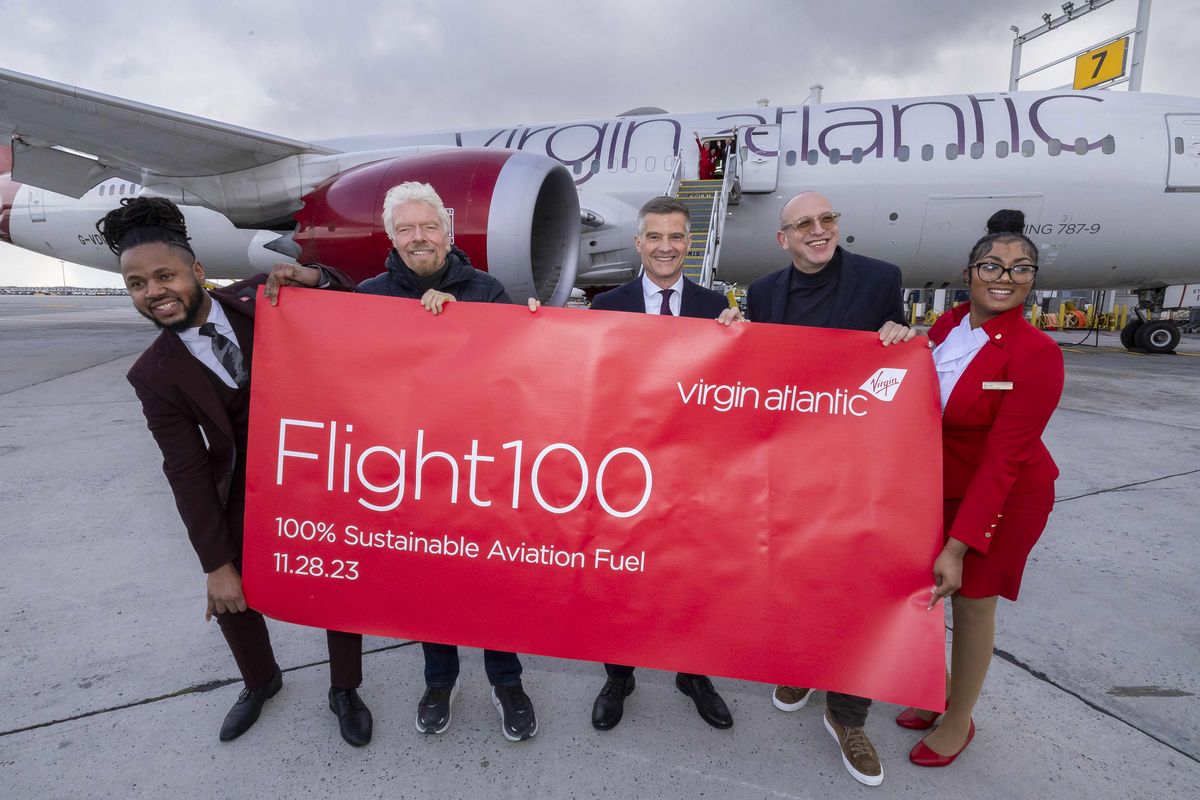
3, 65, 1200, 353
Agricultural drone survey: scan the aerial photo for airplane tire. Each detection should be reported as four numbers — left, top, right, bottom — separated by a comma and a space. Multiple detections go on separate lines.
1133, 320, 1181, 354
1119, 320, 1142, 350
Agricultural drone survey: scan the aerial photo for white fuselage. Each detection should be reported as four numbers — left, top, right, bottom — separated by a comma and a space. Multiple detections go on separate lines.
9, 89, 1200, 291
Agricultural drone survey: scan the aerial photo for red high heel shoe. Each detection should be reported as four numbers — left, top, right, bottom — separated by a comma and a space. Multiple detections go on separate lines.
895, 707, 941, 730
909, 719, 975, 767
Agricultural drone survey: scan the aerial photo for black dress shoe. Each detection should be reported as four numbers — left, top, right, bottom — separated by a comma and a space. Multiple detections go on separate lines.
220, 666, 283, 741
591, 674, 635, 730
675, 673, 733, 729
329, 687, 373, 747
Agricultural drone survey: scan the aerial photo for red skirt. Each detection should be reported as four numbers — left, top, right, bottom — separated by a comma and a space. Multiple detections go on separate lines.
944, 481, 1055, 601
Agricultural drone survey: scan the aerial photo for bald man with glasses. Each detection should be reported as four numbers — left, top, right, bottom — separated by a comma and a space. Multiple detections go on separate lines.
747, 191, 914, 788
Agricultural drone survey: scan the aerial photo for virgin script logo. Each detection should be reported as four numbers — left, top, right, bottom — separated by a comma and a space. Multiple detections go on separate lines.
859, 368, 908, 402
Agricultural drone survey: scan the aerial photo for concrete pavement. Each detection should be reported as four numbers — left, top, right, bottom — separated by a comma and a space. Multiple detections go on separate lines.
1, 296, 1196, 799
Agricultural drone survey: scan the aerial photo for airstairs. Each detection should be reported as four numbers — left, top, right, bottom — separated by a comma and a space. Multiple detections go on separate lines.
676, 179, 724, 287
663, 142, 738, 289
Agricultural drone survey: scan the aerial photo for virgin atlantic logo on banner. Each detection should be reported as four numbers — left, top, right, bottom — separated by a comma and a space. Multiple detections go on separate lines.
859, 367, 908, 402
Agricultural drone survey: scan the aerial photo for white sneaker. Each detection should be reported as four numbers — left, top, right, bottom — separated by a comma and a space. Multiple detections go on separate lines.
771, 685, 811, 712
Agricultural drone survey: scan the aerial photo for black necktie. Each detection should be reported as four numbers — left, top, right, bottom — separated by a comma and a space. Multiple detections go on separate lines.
199, 322, 249, 388
658, 288, 674, 316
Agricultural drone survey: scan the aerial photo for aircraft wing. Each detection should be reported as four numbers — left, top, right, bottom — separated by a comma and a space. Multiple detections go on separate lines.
0, 66, 336, 197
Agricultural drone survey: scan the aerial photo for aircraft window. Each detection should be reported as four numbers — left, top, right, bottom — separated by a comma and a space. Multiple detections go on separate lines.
1102, 135, 1116, 155
1047, 139, 1062, 156
970, 142, 984, 159
996, 141, 1009, 158
897, 145, 910, 162
785, 150, 797, 166
806, 149, 819, 165
627, 157, 637, 172
1022, 140, 1035, 157
946, 144, 959, 160
921, 144, 934, 162
1175, 136, 1184, 155
851, 147, 863, 164
740, 146, 748, 161
828, 148, 841, 164
643, 156, 654, 172
1074, 138, 1088, 155
119, 184, 126, 195
592, 159, 601, 174
573, 161, 582, 175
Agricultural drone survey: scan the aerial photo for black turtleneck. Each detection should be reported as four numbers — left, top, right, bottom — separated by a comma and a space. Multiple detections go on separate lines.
783, 249, 842, 328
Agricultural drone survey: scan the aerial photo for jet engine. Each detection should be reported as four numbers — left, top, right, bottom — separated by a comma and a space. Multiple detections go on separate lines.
293, 149, 580, 305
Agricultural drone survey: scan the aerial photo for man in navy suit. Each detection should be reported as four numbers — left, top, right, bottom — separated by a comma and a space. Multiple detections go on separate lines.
588, 196, 742, 732
749, 191, 913, 787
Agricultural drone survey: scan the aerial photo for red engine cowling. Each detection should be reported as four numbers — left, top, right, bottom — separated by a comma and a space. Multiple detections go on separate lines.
293, 148, 580, 305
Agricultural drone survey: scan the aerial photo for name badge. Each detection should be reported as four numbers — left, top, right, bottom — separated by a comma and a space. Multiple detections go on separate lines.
982, 381, 1013, 390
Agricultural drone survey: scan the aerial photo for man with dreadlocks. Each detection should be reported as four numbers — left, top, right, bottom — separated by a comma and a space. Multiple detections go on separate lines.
98, 196, 374, 747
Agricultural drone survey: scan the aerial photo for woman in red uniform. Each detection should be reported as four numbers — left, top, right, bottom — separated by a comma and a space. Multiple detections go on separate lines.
694, 132, 715, 180
900, 210, 1064, 767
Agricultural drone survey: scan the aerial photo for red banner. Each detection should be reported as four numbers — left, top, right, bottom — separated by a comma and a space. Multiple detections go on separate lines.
244, 289, 946, 710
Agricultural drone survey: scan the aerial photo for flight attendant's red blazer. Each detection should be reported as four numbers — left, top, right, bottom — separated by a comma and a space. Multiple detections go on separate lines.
927, 303, 1065, 555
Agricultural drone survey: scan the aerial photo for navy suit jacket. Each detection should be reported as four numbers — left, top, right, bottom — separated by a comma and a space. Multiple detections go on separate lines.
591, 275, 729, 319
746, 247, 905, 331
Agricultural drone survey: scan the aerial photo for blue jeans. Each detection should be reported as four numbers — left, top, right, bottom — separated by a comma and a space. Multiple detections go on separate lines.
423, 643, 522, 687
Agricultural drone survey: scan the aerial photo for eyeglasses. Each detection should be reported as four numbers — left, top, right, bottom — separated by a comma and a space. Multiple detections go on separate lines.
780, 211, 841, 234
971, 262, 1038, 284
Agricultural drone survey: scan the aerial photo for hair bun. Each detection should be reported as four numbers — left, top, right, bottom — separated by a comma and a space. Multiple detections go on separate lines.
986, 209, 1025, 235
96, 196, 191, 255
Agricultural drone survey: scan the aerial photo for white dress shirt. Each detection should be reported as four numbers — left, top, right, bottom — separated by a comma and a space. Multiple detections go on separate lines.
932, 313, 990, 412
641, 273, 684, 316
177, 299, 241, 389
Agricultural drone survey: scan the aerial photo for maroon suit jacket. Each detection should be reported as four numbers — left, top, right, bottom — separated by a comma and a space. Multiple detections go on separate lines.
928, 303, 1064, 556
127, 269, 352, 573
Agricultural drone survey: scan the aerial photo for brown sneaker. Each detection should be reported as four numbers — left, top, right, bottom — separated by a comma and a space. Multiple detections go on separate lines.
772, 685, 812, 712
823, 711, 883, 786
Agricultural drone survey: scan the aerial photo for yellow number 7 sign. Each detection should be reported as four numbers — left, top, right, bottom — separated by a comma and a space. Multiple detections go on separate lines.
1074, 37, 1129, 90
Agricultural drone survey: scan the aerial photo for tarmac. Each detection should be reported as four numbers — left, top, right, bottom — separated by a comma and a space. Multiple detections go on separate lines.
0, 295, 1196, 800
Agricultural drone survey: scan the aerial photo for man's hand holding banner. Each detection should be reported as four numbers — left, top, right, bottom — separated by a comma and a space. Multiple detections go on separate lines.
244, 290, 946, 710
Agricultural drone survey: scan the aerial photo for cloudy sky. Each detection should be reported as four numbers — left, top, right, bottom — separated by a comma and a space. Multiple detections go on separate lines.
2, 0, 1197, 286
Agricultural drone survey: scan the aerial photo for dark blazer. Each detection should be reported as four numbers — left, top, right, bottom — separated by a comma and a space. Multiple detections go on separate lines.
745, 247, 906, 331
126, 268, 353, 573
591, 274, 730, 318
928, 303, 1063, 557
